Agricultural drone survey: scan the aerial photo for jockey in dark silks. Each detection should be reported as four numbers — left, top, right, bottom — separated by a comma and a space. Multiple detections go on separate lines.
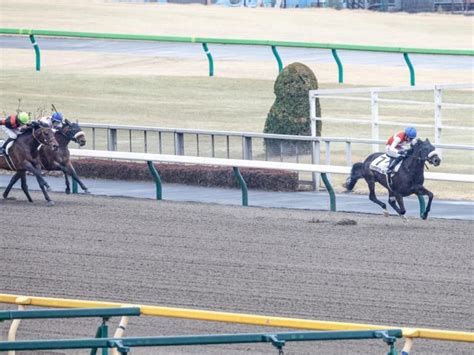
0, 112, 30, 154
385, 127, 417, 175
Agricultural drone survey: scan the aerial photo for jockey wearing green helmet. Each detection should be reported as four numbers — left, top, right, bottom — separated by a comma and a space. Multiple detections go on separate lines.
0, 111, 31, 155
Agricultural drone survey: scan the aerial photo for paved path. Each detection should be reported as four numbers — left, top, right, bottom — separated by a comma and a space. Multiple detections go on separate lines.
1, 36, 472, 69
1, 173, 472, 220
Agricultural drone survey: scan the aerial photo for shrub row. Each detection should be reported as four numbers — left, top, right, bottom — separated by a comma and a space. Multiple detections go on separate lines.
73, 158, 299, 191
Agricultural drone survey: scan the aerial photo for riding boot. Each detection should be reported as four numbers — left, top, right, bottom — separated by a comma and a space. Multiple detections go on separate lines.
386, 156, 403, 175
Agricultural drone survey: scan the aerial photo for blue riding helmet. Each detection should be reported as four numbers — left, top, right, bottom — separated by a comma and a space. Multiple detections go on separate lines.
405, 127, 417, 139
51, 112, 63, 123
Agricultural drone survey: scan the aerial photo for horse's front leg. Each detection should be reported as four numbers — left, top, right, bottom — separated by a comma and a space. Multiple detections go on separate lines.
388, 192, 407, 221
417, 186, 434, 220
367, 179, 389, 216
55, 163, 71, 194
3, 172, 22, 200
24, 161, 54, 206
19, 171, 33, 202
65, 161, 89, 193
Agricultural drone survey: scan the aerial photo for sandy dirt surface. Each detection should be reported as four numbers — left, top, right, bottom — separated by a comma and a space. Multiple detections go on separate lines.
0, 192, 472, 354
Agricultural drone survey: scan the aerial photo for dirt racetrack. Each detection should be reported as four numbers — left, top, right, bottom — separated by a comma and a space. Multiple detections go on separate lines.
0, 191, 472, 354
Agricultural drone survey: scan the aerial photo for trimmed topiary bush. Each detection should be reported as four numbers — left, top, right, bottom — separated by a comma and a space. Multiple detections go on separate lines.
264, 62, 321, 156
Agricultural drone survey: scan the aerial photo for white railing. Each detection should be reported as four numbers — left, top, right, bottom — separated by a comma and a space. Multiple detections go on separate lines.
309, 83, 474, 152
69, 149, 474, 184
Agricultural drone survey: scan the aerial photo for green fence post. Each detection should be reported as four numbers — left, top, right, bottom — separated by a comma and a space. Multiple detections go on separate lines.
90, 320, 108, 355
320, 173, 336, 212
271, 45, 283, 73
331, 49, 343, 83
202, 43, 214, 77
417, 194, 426, 218
147, 161, 162, 200
29, 34, 40, 71
233, 167, 248, 206
72, 178, 78, 194
403, 53, 415, 86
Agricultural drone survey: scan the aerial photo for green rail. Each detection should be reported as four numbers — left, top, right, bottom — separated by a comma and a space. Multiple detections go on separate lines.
0, 329, 403, 354
1, 28, 472, 85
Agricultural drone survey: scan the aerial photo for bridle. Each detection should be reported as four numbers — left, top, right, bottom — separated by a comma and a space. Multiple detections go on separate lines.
32, 126, 57, 148
59, 124, 85, 144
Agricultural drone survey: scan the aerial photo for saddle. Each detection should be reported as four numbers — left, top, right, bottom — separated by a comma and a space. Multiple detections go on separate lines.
0, 139, 16, 156
369, 154, 402, 175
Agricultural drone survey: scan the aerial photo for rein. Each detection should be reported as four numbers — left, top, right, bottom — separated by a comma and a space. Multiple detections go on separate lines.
32, 127, 55, 147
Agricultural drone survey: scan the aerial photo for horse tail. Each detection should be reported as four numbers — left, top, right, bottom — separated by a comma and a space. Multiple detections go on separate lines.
344, 162, 365, 191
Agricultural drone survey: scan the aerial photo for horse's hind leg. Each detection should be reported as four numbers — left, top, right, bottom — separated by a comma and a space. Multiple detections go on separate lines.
367, 179, 389, 216
19, 172, 33, 202
3, 172, 22, 200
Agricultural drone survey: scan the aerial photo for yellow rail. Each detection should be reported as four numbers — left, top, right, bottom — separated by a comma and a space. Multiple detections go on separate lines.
0, 293, 472, 343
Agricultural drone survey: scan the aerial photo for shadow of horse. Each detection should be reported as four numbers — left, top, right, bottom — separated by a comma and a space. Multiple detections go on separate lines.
38, 119, 89, 194
344, 139, 441, 220
0, 122, 59, 206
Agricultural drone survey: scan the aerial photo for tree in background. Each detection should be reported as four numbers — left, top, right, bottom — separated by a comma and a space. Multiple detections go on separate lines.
264, 62, 321, 156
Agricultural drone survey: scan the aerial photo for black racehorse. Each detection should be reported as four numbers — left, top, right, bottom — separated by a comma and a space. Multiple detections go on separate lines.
344, 139, 441, 220
38, 119, 89, 194
0, 122, 59, 206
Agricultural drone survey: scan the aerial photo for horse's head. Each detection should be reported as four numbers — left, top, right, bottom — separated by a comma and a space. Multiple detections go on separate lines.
61, 119, 87, 147
32, 122, 59, 151
412, 138, 441, 167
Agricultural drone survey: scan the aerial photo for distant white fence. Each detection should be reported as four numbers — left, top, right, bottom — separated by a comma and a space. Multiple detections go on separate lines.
309, 83, 474, 153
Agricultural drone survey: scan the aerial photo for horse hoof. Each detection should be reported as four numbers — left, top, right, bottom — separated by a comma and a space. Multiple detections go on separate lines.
84, 189, 90, 194
383, 209, 389, 217
421, 213, 428, 220
46, 201, 55, 207
400, 214, 408, 222
4, 197, 16, 201
65, 189, 71, 195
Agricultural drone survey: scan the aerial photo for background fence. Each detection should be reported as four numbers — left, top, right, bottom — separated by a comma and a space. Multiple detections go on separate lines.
1, 28, 472, 85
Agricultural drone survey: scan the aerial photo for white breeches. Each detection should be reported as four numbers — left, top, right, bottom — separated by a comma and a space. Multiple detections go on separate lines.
385, 145, 400, 158
1, 126, 18, 139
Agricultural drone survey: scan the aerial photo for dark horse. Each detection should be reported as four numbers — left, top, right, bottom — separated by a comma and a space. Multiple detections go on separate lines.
0, 122, 59, 206
344, 139, 441, 220
38, 119, 89, 194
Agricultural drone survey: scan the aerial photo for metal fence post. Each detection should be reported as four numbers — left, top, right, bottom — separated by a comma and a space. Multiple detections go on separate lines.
107, 129, 117, 151
370, 90, 379, 153
243, 136, 253, 160
434, 86, 443, 145
175, 132, 185, 155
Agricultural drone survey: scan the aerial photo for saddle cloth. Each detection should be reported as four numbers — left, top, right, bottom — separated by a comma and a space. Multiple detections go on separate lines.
369, 154, 401, 175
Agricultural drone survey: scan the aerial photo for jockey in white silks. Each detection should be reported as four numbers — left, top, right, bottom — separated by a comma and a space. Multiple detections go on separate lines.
38, 111, 64, 131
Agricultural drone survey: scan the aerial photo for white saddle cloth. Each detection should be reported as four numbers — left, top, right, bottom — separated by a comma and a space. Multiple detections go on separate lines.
369, 154, 401, 175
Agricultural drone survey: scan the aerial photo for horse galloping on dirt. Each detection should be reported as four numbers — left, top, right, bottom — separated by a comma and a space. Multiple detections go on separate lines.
344, 139, 441, 220
0, 122, 59, 205
39, 119, 89, 194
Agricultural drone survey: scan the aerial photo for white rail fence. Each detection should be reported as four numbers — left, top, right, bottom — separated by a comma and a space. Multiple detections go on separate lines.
69, 149, 474, 213
309, 83, 474, 153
